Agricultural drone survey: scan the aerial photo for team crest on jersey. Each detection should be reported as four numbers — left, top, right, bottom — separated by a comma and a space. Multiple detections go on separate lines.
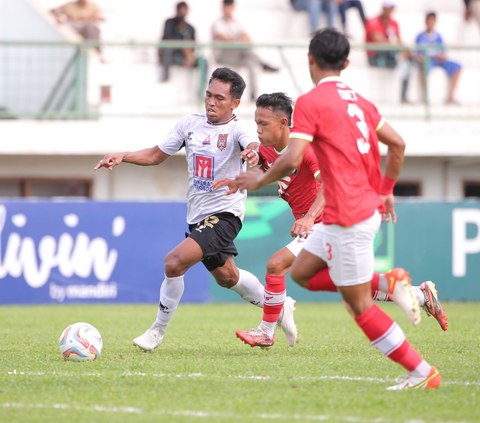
217, 134, 228, 151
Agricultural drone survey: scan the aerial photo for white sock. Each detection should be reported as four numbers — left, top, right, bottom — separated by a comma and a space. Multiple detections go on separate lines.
229, 268, 264, 308
155, 274, 185, 327
413, 286, 425, 306
410, 359, 432, 377
260, 321, 276, 338
378, 274, 425, 306
378, 274, 389, 293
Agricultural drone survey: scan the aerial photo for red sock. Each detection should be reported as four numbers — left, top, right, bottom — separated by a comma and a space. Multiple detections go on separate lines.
263, 275, 286, 323
355, 304, 423, 372
307, 268, 337, 292
371, 273, 393, 302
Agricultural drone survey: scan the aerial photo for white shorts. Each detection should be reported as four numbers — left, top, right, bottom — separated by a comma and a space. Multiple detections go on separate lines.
302, 211, 381, 287
285, 223, 323, 257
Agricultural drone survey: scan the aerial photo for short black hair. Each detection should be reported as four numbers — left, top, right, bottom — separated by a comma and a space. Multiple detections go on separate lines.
426, 11, 436, 20
176, 1, 188, 10
309, 27, 350, 71
223, 0, 234, 5
256, 92, 294, 126
209, 67, 246, 99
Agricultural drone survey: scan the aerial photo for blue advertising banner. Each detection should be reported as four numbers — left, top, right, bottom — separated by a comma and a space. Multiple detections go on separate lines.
0, 201, 210, 305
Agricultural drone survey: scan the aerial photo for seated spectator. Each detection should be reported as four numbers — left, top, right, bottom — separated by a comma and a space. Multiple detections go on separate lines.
416, 12, 462, 105
158, 2, 200, 83
51, 0, 104, 47
365, 0, 412, 103
464, 0, 480, 30
212, 0, 278, 101
339, 0, 366, 38
290, 0, 340, 32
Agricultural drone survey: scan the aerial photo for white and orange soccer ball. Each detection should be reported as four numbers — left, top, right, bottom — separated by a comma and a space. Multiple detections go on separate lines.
59, 322, 103, 361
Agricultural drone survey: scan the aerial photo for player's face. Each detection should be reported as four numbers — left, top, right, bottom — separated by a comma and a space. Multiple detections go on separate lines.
205, 79, 240, 123
254, 107, 286, 147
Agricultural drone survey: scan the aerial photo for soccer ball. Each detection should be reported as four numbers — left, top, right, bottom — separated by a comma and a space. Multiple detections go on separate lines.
59, 322, 103, 361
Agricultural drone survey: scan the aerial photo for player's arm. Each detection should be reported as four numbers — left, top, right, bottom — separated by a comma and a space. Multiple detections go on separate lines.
376, 121, 406, 223
235, 138, 309, 191
241, 143, 261, 167
94, 146, 169, 171
290, 175, 325, 238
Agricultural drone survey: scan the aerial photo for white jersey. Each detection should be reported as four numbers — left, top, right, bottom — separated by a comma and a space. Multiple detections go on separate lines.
158, 114, 257, 225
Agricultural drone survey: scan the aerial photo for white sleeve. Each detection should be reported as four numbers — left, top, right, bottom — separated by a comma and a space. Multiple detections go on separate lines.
234, 119, 257, 150
158, 116, 188, 155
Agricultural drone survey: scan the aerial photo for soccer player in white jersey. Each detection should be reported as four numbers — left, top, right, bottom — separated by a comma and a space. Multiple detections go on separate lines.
94, 67, 297, 351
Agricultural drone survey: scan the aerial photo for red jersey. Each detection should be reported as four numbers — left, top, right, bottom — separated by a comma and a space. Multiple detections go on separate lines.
365, 16, 400, 58
290, 76, 384, 227
259, 144, 322, 224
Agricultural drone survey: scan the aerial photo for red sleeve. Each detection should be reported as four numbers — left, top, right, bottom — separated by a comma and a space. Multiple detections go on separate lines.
290, 94, 317, 142
304, 146, 320, 177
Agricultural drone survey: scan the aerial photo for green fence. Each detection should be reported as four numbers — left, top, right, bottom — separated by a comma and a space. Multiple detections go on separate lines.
211, 198, 480, 302
0, 41, 478, 120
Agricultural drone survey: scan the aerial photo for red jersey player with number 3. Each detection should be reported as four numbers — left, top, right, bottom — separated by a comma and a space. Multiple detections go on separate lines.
216, 93, 446, 349
235, 29, 442, 390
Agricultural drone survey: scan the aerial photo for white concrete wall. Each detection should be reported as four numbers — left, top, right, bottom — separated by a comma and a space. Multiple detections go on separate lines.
0, 154, 189, 200
0, 154, 479, 201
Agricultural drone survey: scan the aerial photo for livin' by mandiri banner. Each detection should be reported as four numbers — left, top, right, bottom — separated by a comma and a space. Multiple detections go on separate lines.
0, 201, 210, 305
1, 199, 479, 305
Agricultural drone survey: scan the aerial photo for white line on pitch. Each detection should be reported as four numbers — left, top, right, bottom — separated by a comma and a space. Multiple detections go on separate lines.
5, 370, 480, 387
1, 402, 470, 423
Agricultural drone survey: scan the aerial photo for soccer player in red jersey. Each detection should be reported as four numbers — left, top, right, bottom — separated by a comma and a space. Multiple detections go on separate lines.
234, 29, 442, 390
216, 93, 447, 348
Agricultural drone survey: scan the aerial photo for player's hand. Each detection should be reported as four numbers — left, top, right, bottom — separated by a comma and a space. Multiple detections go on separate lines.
212, 178, 239, 195
290, 215, 315, 238
235, 168, 264, 191
94, 153, 124, 171
241, 149, 259, 167
380, 194, 396, 224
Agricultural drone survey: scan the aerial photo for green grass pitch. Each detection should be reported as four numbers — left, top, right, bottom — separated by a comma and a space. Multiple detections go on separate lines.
1, 302, 479, 423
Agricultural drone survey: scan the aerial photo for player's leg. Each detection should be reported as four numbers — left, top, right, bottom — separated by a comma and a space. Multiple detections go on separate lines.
371, 271, 448, 330
133, 237, 204, 351
210, 255, 265, 307
331, 212, 440, 390
236, 247, 297, 348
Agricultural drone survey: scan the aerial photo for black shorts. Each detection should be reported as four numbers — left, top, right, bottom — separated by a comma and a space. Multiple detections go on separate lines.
187, 212, 242, 272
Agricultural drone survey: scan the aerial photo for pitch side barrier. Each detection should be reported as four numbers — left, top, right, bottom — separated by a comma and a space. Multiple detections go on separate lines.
0, 41, 478, 120
0, 199, 479, 305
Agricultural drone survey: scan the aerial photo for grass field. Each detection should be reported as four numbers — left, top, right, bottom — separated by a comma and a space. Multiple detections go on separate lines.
1, 302, 479, 423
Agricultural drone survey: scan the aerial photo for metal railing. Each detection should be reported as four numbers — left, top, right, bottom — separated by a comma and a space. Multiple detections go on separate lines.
0, 40, 478, 120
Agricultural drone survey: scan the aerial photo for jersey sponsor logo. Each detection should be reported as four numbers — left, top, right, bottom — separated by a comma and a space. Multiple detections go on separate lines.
203, 135, 211, 145
193, 154, 214, 191
217, 134, 228, 151
194, 154, 214, 179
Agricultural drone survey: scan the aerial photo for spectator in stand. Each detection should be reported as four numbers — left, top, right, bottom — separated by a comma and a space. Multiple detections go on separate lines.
416, 12, 462, 105
339, 0, 366, 38
290, 0, 341, 32
464, 0, 480, 31
365, 0, 412, 104
51, 0, 104, 48
158, 2, 199, 83
212, 0, 278, 101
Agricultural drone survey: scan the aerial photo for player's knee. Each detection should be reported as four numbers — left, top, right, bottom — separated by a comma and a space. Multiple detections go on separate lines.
164, 253, 185, 278
266, 257, 286, 275
290, 266, 308, 288
214, 272, 237, 288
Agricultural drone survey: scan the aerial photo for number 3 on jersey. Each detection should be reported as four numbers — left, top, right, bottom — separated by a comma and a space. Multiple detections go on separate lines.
347, 103, 371, 155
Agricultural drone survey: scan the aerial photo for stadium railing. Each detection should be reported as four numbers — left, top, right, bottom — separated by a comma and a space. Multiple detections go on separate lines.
0, 40, 477, 120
